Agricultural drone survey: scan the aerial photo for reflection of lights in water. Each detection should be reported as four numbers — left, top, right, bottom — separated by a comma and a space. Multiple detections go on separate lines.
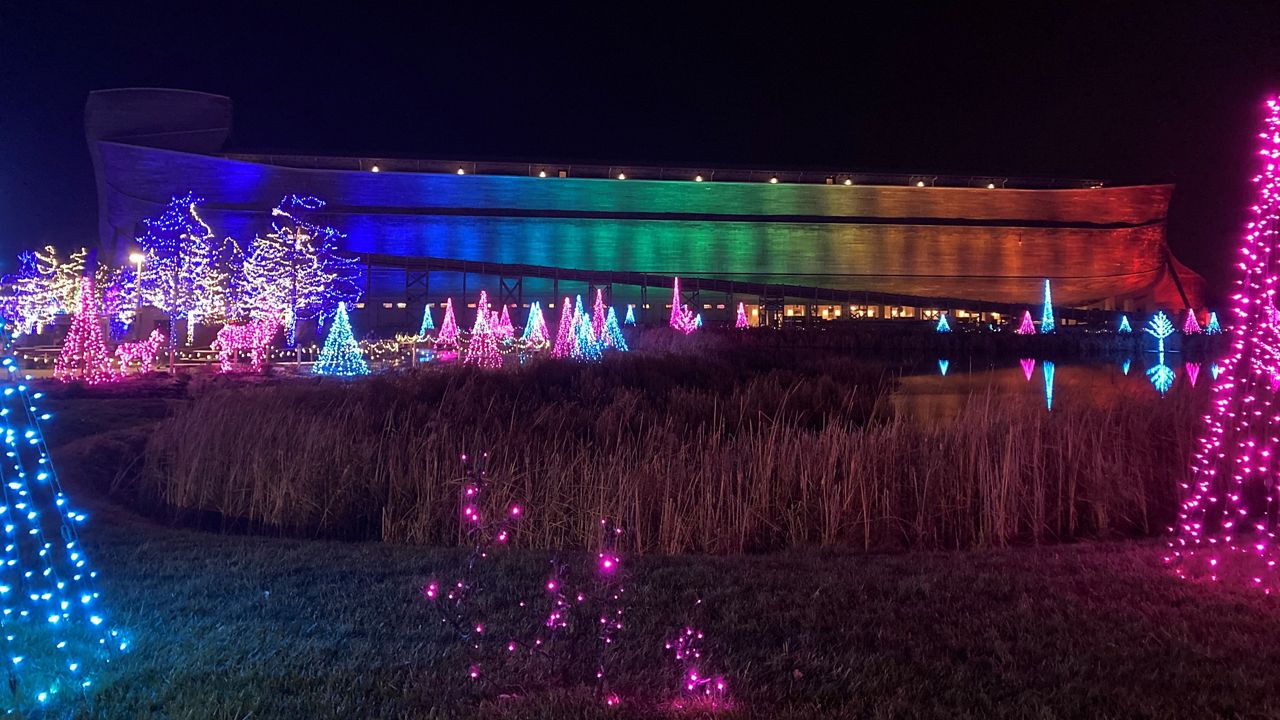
1185, 362, 1201, 387
1020, 357, 1035, 381
1122, 357, 1131, 375
1042, 360, 1055, 411
938, 359, 949, 376
1147, 352, 1175, 395
1210, 362, 1222, 380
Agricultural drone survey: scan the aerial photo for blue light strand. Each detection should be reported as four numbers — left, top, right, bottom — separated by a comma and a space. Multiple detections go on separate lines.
0, 349, 123, 712
313, 302, 370, 376
1040, 279, 1055, 333
1118, 315, 1132, 333
935, 313, 951, 333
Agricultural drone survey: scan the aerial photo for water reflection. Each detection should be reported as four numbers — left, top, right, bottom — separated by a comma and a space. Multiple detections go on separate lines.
1211, 362, 1222, 380
1020, 357, 1035, 381
1122, 357, 1131, 376
938, 359, 950, 376
1185, 362, 1201, 387
1146, 351, 1176, 395
1043, 360, 1056, 411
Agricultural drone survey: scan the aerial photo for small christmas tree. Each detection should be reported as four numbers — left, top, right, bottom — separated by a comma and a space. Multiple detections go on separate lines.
435, 298, 460, 350
1205, 311, 1222, 335
496, 305, 515, 341
735, 302, 749, 329
520, 302, 549, 347
54, 276, 116, 385
571, 296, 602, 361
0, 344, 123, 714
1040, 279, 1055, 333
313, 302, 369, 376
591, 289, 608, 339
464, 291, 502, 369
1118, 315, 1132, 333
669, 278, 697, 334
1015, 310, 1036, 335
551, 297, 575, 359
935, 312, 951, 333
624, 304, 636, 326
419, 304, 435, 338
1183, 309, 1202, 335
602, 307, 628, 352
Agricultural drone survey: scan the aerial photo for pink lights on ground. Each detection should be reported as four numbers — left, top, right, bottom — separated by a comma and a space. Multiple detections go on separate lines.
115, 329, 166, 375
211, 312, 281, 373
1167, 96, 1280, 593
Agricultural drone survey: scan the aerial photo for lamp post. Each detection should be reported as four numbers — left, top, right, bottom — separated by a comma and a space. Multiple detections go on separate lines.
129, 252, 144, 341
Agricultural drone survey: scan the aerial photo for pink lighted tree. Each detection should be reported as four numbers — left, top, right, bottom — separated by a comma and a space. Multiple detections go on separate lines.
1015, 310, 1036, 335
435, 298, 460, 350
54, 276, 116, 384
1168, 96, 1280, 591
464, 291, 502, 369
551, 297, 574, 359
1183, 308, 1203, 335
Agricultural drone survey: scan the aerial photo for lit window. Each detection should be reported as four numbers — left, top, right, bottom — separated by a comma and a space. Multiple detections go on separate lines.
371, 165, 380, 173
396, 302, 407, 309
382, 303, 393, 309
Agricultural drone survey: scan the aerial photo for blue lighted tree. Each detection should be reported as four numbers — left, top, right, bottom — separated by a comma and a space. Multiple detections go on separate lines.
234, 196, 362, 346
1205, 311, 1222, 335
0, 338, 123, 712
602, 307, 629, 352
314, 302, 369, 376
1145, 311, 1176, 353
134, 192, 227, 354
1118, 315, 1132, 333
418, 304, 435, 338
1040, 279, 1055, 333
935, 312, 951, 333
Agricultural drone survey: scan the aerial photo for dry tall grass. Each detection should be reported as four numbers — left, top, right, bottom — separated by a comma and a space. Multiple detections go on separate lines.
138, 356, 1199, 553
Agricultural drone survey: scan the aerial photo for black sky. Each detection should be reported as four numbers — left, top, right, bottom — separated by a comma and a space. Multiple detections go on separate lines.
1, 2, 1277, 297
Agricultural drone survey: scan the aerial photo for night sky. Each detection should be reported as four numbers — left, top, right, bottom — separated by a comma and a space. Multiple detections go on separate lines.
2, 2, 1277, 299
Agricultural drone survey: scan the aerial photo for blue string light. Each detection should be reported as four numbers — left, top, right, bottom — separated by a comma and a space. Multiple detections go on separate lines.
938, 358, 949, 376
602, 308, 629, 352
623, 305, 636, 326
1146, 311, 1176, 353
313, 302, 369, 376
1205, 311, 1222, 335
418, 305, 435, 338
0, 337, 123, 713
935, 313, 951, 333
1043, 360, 1055, 410
1040, 279, 1055, 333
1147, 352, 1175, 395
1118, 315, 1132, 333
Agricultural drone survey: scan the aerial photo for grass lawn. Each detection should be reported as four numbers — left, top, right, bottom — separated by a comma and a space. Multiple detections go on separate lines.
31, 383, 1280, 719
59, 502, 1280, 719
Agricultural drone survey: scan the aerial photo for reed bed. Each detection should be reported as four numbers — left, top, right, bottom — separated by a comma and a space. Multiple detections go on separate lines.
137, 354, 1200, 553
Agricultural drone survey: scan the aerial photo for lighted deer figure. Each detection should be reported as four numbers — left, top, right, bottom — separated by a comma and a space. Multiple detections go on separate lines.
114, 329, 166, 375
212, 313, 282, 373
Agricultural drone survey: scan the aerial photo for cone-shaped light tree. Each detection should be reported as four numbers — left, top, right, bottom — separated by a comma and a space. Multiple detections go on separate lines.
1183, 309, 1203, 334
1118, 315, 1132, 333
520, 302, 549, 347
0, 343, 123, 713
435, 299, 460, 350
935, 312, 951, 333
1015, 310, 1036, 335
591, 289, 608, 339
735, 302, 749, 329
602, 307, 628, 352
464, 291, 502, 369
313, 302, 369, 376
551, 297, 575, 359
1206, 311, 1223, 335
1168, 96, 1280, 591
419, 305, 435, 338
624, 305, 636, 326
1040, 279, 1055, 333
54, 276, 116, 385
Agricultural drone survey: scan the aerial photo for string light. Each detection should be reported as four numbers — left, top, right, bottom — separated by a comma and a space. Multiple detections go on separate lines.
1118, 315, 1132, 333
1015, 310, 1036, 335
591, 290, 608, 341
735, 302, 748, 329
935, 312, 951, 333
938, 359, 949, 376
1020, 357, 1035, 381
0, 340, 124, 713
495, 306, 515, 342
1147, 352, 1175, 395
1186, 362, 1201, 387
1146, 311, 1175, 353
211, 313, 281, 373
624, 305, 636, 326
1040, 279, 1054, 333
519, 302, 550, 348
668, 278, 697, 334
232, 195, 362, 346
1167, 96, 1280, 592
1183, 309, 1203, 334
463, 292, 501, 369
53, 277, 116, 385
551, 297, 575, 359
571, 296, 602, 362
134, 192, 227, 350
418, 305, 435, 339
434, 299, 460, 350
313, 302, 369, 376
601, 308, 628, 352
114, 329, 165, 375
1205, 311, 1222, 335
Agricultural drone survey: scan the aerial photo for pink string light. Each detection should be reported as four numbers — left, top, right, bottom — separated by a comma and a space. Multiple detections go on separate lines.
551, 297, 575, 359
53, 276, 117, 385
114, 329, 166, 375
1167, 96, 1280, 592
434, 298, 461, 350
464, 291, 502, 369
211, 313, 281, 373
1015, 310, 1036, 335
